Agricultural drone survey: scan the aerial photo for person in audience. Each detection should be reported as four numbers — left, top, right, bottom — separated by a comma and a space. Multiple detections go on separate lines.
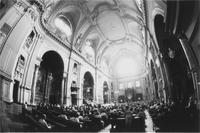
25, 98, 199, 132
38, 114, 52, 129
69, 111, 80, 123
58, 113, 68, 120
22, 102, 28, 115
125, 106, 132, 129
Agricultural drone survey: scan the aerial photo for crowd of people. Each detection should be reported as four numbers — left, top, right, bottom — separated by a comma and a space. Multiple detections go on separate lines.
22, 101, 148, 132
22, 97, 199, 132
147, 98, 199, 132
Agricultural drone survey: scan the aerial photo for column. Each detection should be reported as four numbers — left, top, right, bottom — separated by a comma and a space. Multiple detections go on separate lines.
62, 72, 67, 105
45, 72, 53, 103
0, 76, 2, 100
94, 68, 97, 102
179, 37, 199, 107
30, 65, 39, 105
61, 77, 64, 105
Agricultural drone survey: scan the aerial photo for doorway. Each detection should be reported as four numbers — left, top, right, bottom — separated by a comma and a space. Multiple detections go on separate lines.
35, 51, 64, 104
83, 72, 94, 103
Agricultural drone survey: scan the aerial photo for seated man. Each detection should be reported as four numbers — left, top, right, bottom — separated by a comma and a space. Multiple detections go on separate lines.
38, 114, 52, 129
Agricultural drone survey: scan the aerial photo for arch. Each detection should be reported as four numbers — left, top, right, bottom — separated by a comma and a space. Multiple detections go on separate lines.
35, 51, 64, 105
93, 2, 114, 13
154, 14, 194, 104
152, 8, 165, 53
49, 3, 82, 30
83, 71, 94, 104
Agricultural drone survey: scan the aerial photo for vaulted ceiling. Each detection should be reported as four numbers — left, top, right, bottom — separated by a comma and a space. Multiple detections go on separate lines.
42, 0, 147, 78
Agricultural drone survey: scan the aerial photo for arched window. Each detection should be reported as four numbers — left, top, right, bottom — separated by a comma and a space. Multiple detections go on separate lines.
54, 16, 72, 36
73, 63, 78, 74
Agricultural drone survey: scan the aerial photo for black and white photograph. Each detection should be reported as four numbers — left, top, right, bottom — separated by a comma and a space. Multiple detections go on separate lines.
0, 0, 199, 132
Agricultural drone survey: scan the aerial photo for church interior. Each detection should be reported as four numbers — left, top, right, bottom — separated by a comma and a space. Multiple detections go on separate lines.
0, 0, 200, 132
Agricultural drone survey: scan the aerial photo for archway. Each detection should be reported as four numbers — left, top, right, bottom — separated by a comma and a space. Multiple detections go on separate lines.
35, 51, 64, 105
103, 81, 109, 104
83, 72, 94, 104
154, 14, 194, 104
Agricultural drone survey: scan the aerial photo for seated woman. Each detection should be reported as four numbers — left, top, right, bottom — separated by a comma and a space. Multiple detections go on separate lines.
38, 114, 52, 129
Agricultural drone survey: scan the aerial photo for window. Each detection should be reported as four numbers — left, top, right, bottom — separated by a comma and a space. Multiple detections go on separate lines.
128, 82, 133, 88
25, 31, 35, 49
136, 81, 140, 87
119, 83, 124, 90
14, 55, 25, 80
54, 16, 72, 36
73, 63, 78, 74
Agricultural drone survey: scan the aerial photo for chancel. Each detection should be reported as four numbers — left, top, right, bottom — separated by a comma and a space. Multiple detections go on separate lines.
0, 0, 200, 132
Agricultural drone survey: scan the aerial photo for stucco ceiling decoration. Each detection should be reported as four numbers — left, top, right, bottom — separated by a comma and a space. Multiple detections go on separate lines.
82, 32, 100, 50
103, 42, 144, 63
97, 37, 146, 63
85, 0, 116, 13
41, 0, 148, 78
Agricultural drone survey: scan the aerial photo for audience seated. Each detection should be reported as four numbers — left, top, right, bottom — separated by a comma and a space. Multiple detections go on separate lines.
22, 98, 198, 132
